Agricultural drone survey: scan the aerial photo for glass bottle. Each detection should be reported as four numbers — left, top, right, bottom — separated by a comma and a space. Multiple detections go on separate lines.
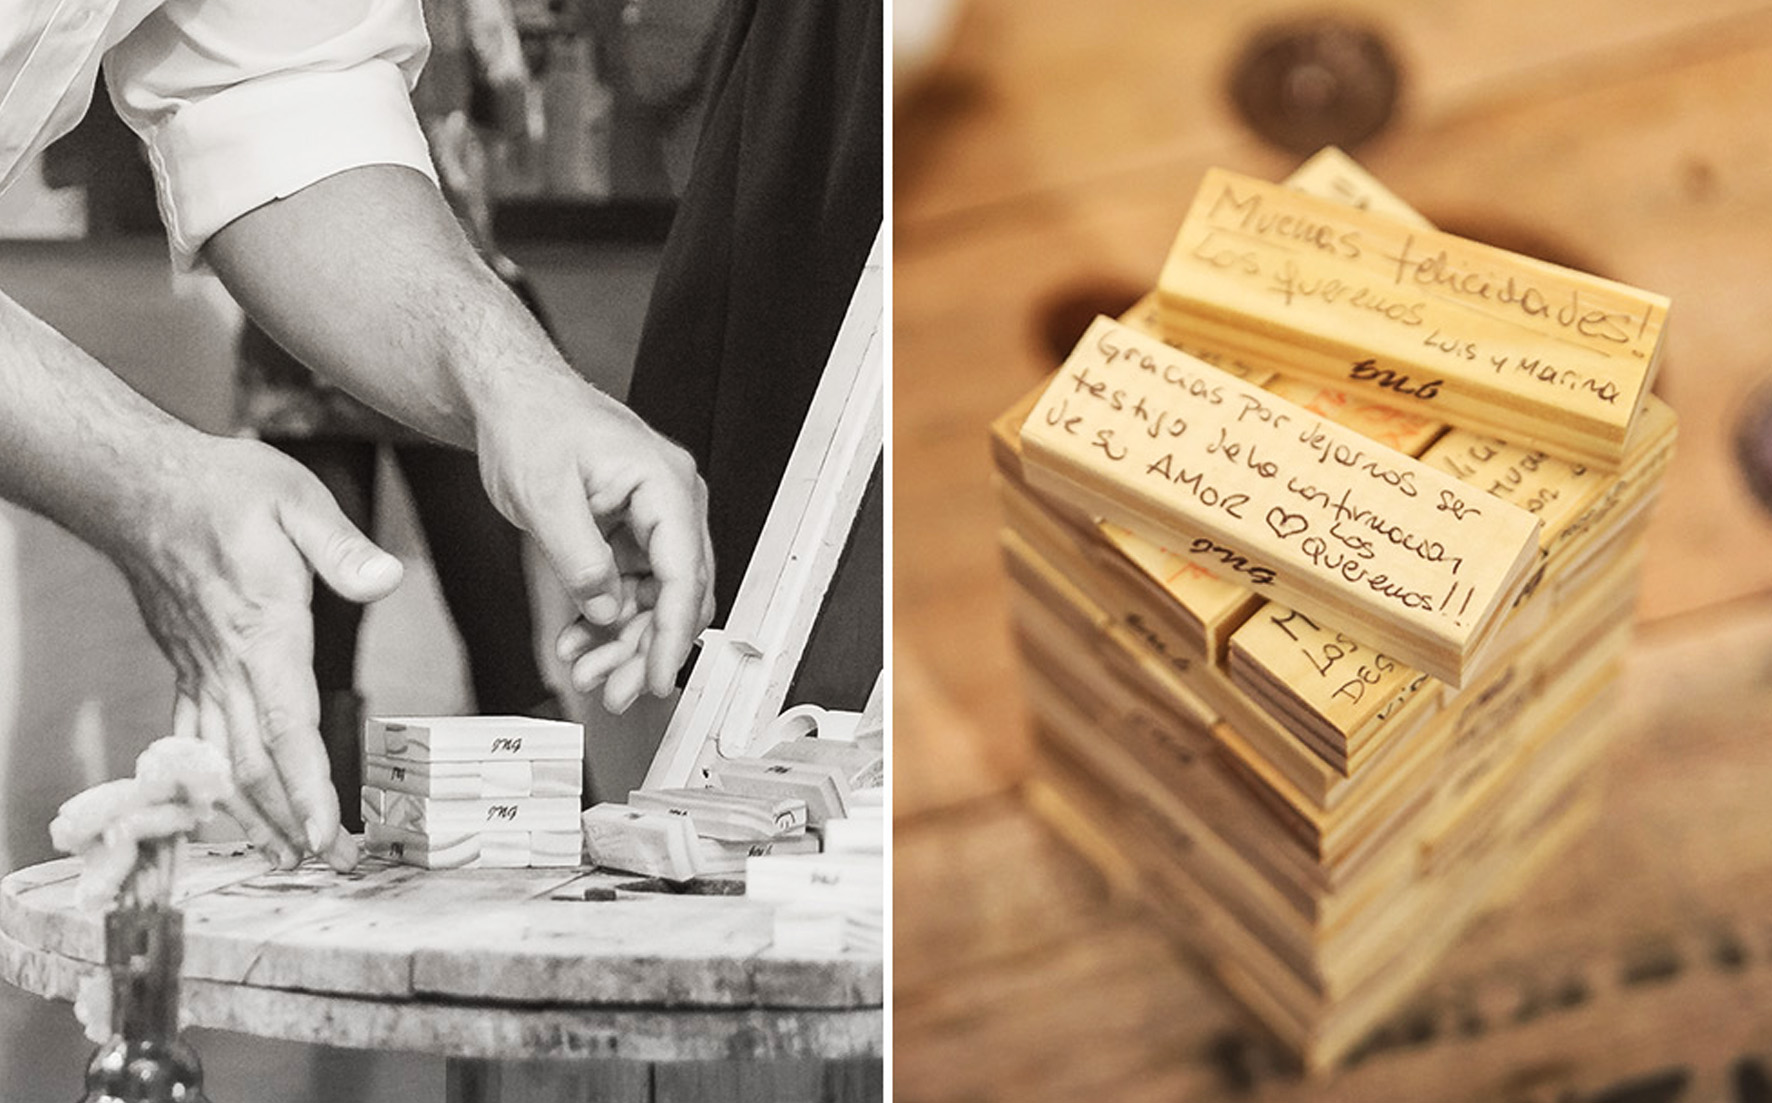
79, 873, 209, 1101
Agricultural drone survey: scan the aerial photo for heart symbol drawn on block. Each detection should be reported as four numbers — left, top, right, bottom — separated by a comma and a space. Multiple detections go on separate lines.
1266, 508, 1309, 540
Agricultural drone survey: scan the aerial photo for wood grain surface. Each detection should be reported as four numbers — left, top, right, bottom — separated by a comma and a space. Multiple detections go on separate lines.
895, 0, 1772, 1096
0, 849, 882, 1062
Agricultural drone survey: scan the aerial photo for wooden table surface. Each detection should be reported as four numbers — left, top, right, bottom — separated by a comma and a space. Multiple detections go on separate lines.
0, 847, 881, 1064
894, 0, 1772, 1098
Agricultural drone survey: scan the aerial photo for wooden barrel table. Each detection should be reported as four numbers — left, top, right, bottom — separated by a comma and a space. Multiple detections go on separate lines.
0, 847, 882, 1102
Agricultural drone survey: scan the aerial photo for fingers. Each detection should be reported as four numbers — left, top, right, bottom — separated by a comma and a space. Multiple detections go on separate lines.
525, 487, 625, 628
277, 483, 403, 603
322, 828, 360, 873
700, 523, 717, 629
219, 792, 301, 870
188, 689, 298, 868
233, 607, 357, 869
555, 618, 598, 666
603, 637, 651, 715
198, 676, 312, 870
628, 481, 711, 696
172, 692, 200, 742
177, 692, 294, 868
565, 611, 645, 694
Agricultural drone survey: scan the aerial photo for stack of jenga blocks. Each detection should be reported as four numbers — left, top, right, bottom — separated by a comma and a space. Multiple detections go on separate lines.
992, 150, 1676, 1068
361, 716, 586, 869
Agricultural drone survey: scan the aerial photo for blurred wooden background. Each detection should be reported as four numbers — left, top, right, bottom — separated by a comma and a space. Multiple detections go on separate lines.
893, 1, 1772, 1099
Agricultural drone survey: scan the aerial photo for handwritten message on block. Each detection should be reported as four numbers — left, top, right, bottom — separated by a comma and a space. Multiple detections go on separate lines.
1421, 430, 1607, 551
1263, 375, 1444, 458
1157, 168, 1669, 467
1228, 603, 1431, 754
1018, 316, 1543, 687
1098, 522, 1258, 632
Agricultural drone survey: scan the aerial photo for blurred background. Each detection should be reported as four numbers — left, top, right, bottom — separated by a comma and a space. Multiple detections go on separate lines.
894, 1, 1772, 1100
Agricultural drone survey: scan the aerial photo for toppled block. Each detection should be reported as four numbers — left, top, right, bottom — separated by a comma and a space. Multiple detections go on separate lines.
761, 737, 885, 790
627, 787, 807, 841
713, 757, 850, 826
580, 804, 700, 881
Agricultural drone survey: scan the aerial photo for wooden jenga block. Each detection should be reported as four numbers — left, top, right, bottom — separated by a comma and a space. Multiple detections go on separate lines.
529, 829, 583, 867
694, 832, 822, 876
1262, 374, 1445, 458
364, 824, 532, 870
1279, 146, 1435, 229
580, 804, 700, 881
1019, 315, 1543, 687
529, 760, 585, 798
370, 789, 581, 833
819, 817, 885, 856
1156, 168, 1668, 467
713, 758, 850, 826
1096, 522, 1263, 661
364, 716, 583, 762
760, 737, 885, 790
627, 787, 807, 841
360, 785, 387, 826
1226, 603, 1433, 770
364, 756, 536, 799
744, 853, 882, 908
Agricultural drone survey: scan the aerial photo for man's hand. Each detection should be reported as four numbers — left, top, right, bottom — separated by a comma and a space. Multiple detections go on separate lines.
111, 435, 403, 869
0, 289, 404, 870
203, 165, 717, 710
473, 369, 715, 713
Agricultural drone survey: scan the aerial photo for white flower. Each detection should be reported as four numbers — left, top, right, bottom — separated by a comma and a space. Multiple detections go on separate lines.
50, 779, 146, 856
134, 736, 233, 815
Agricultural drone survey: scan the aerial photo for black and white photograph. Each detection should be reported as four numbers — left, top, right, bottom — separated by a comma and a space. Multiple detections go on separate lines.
0, 1, 881, 1099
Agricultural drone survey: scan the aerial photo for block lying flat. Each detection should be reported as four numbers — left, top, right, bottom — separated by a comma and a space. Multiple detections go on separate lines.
363, 825, 581, 869
1019, 315, 1543, 686
364, 756, 583, 799
1157, 168, 1669, 468
365, 716, 584, 762
370, 789, 582, 833
744, 854, 882, 908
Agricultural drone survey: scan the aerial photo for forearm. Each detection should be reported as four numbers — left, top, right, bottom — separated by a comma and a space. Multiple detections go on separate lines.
203, 164, 585, 451
0, 290, 195, 559
207, 163, 713, 704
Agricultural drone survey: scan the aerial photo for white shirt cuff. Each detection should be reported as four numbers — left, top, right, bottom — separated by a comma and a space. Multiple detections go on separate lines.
143, 58, 438, 269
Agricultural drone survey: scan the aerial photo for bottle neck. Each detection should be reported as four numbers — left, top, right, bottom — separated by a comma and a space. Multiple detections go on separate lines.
105, 905, 183, 1041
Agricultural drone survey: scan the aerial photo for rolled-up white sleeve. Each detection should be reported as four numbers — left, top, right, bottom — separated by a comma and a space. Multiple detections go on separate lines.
104, 0, 438, 268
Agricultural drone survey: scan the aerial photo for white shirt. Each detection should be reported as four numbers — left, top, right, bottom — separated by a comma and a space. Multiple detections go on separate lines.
0, 0, 438, 266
